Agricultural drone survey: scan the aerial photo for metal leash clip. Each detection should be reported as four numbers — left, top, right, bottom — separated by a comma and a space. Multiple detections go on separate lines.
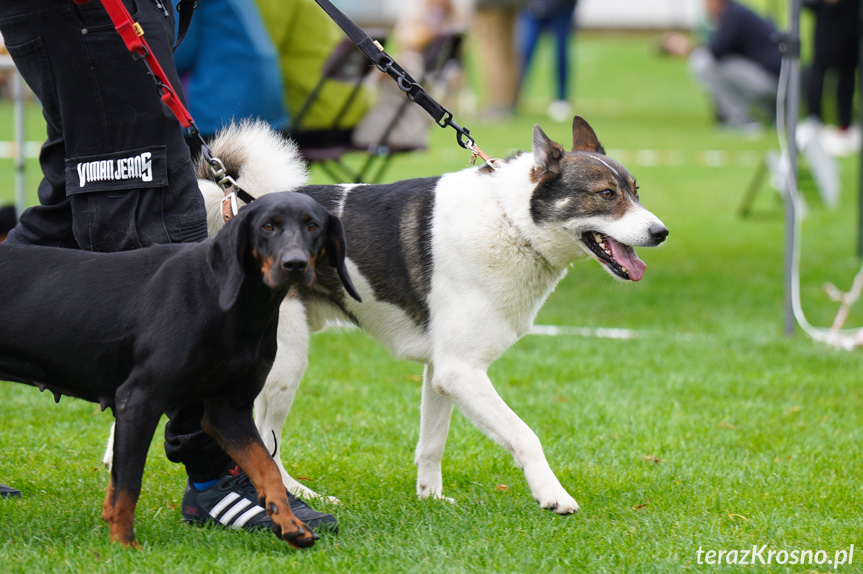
466, 140, 498, 170
220, 190, 239, 223
206, 154, 243, 221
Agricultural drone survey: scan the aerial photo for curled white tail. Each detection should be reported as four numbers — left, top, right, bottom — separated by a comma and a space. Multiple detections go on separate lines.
197, 120, 309, 236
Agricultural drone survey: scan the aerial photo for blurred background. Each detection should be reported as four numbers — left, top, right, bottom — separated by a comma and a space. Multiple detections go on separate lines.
0, 2, 861, 569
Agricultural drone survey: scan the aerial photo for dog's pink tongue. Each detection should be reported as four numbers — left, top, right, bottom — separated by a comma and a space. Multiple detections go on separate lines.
607, 238, 646, 282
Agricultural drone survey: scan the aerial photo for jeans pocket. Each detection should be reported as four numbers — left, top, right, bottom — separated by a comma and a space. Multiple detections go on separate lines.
66, 146, 170, 251
68, 189, 143, 251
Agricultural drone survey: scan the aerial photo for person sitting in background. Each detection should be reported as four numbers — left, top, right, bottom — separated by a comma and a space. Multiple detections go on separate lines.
173, 0, 287, 142
664, 0, 782, 131
802, 0, 861, 157
352, 0, 467, 151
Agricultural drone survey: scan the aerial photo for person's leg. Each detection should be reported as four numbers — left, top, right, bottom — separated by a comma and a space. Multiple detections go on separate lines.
544, 5, 576, 121
804, 60, 828, 123
0, 0, 207, 251
516, 10, 545, 104
0, 1, 80, 248
165, 401, 338, 532
690, 49, 775, 126
549, 7, 575, 102
714, 56, 778, 124
834, 55, 857, 129
498, 8, 519, 111
689, 47, 741, 124
65, 0, 207, 250
472, 7, 519, 115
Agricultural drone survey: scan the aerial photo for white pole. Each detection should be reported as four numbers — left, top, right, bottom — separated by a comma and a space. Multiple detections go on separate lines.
13, 69, 25, 221
782, 0, 802, 336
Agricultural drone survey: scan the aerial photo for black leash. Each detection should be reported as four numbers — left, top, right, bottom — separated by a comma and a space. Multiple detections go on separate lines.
310, 0, 494, 164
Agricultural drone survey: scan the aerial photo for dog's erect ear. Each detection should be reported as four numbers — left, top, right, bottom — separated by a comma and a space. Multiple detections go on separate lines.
325, 212, 362, 302
571, 116, 605, 154
207, 208, 250, 312
532, 125, 564, 180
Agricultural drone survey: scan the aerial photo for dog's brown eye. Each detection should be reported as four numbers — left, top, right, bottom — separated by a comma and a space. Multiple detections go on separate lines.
308, 221, 318, 231
601, 190, 615, 199
263, 222, 274, 232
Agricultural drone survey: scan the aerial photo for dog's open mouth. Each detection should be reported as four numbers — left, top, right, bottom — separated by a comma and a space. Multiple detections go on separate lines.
580, 232, 646, 282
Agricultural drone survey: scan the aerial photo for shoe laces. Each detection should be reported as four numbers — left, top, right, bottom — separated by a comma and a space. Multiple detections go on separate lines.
225, 464, 300, 505
225, 465, 253, 489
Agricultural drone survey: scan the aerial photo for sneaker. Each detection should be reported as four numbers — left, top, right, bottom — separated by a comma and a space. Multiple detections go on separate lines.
0, 484, 21, 498
181, 467, 338, 533
287, 490, 339, 533
547, 99, 573, 123
819, 124, 862, 157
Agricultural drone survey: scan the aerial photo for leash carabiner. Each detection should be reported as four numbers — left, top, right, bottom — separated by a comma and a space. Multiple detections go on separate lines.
199, 138, 250, 222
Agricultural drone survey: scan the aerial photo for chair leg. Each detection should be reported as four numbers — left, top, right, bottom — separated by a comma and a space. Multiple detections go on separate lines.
369, 153, 396, 184
738, 157, 768, 218
354, 153, 379, 183
317, 161, 345, 183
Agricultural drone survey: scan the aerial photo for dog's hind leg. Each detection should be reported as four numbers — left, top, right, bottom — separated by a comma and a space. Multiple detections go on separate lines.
254, 298, 337, 502
102, 422, 115, 471
430, 358, 580, 515
415, 363, 456, 503
203, 397, 318, 549
102, 389, 164, 546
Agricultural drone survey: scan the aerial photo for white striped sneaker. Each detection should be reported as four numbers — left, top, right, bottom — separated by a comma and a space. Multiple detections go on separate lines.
182, 474, 272, 531
181, 467, 338, 533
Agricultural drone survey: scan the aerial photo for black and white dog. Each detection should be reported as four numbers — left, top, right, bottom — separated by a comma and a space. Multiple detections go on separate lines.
106, 116, 668, 514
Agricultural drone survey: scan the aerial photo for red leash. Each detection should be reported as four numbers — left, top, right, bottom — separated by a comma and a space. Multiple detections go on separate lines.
82, 0, 251, 219
95, 0, 195, 129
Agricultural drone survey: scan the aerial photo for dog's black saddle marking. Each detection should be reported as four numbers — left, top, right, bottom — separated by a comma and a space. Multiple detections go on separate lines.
304, 177, 437, 329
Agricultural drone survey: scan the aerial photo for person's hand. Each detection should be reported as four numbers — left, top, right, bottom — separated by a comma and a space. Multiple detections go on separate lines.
659, 32, 693, 58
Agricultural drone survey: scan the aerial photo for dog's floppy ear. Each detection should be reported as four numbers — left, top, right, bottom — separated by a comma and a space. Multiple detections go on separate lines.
532, 125, 565, 180
207, 208, 250, 312
571, 116, 605, 154
325, 212, 362, 302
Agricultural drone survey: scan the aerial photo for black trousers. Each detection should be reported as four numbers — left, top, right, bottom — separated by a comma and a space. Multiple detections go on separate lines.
804, 0, 860, 129
0, 0, 229, 480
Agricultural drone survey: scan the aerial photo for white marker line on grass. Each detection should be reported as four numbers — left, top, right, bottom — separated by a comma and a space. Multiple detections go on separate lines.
530, 324, 711, 343
530, 325, 640, 339
606, 148, 761, 168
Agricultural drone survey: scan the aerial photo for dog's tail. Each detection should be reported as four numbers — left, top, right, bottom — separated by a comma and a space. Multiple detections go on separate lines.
196, 119, 309, 235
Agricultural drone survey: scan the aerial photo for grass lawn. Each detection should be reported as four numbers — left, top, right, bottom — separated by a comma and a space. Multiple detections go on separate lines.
1, 26, 862, 574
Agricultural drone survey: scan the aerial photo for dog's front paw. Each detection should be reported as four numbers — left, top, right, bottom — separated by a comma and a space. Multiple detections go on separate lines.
417, 481, 456, 504
536, 491, 580, 515
420, 492, 456, 505
268, 503, 318, 549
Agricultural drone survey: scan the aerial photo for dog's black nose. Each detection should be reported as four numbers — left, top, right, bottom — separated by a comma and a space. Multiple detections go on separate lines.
649, 225, 669, 244
281, 257, 308, 275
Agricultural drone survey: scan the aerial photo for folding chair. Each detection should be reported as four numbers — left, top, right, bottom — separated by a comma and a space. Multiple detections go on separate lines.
284, 32, 386, 183
351, 29, 466, 184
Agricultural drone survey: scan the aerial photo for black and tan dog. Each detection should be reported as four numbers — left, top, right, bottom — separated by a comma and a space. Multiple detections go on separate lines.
0, 192, 359, 547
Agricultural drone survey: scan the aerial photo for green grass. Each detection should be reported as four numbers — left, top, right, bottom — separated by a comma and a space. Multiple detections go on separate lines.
2, 27, 863, 573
